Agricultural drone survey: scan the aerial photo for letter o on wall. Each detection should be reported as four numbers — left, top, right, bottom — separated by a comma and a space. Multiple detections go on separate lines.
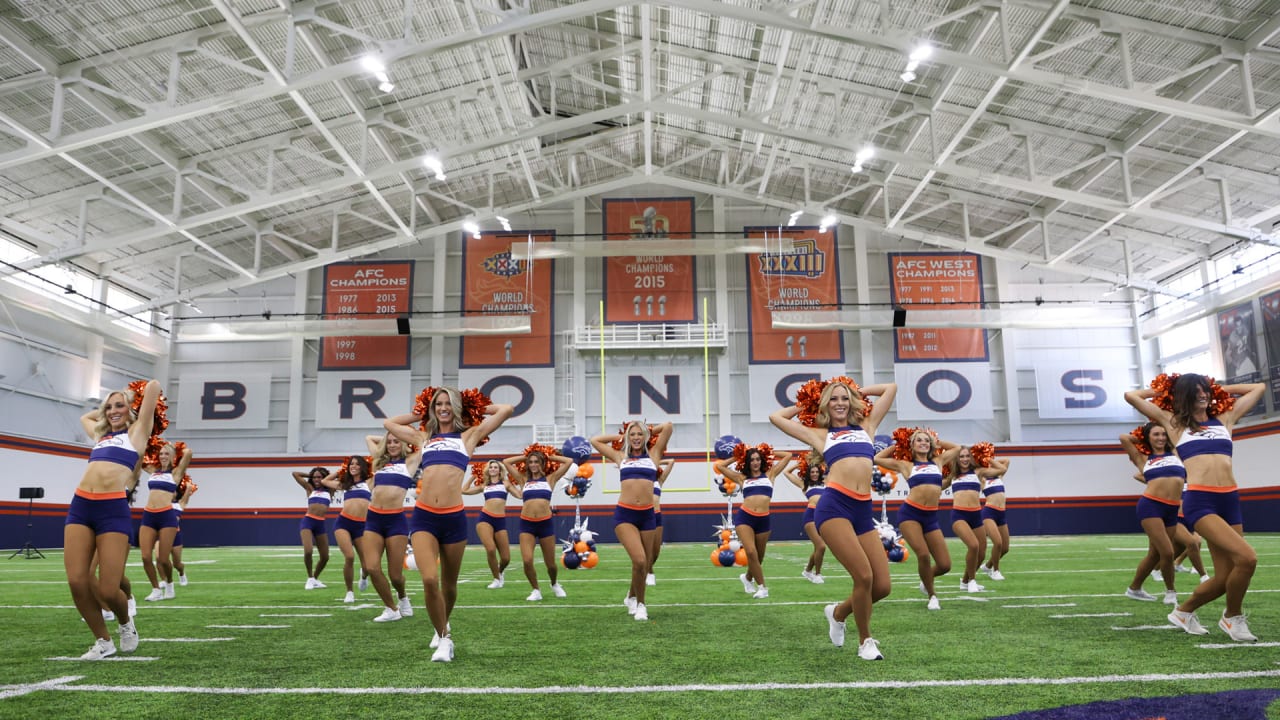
480, 375, 535, 416
915, 369, 972, 413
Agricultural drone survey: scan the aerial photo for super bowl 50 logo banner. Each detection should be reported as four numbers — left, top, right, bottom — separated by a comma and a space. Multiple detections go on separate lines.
460, 232, 555, 368
602, 197, 696, 323
744, 226, 844, 364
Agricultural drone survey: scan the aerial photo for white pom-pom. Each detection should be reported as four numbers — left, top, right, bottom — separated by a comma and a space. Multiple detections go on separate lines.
728, 540, 741, 552
579, 530, 595, 544
404, 553, 418, 571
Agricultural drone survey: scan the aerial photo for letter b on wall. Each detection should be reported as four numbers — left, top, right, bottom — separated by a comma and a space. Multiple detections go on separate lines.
177, 374, 271, 429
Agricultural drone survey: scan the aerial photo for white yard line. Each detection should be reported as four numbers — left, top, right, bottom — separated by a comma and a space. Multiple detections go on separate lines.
1050, 612, 1132, 618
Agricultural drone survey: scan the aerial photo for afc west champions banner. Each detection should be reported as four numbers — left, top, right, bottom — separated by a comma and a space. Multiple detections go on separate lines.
602, 197, 695, 323
1262, 290, 1280, 407
889, 253, 991, 420
460, 232, 555, 368
319, 260, 414, 371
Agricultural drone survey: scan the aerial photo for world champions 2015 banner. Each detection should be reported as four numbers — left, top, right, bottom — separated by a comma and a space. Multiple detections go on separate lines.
744, 226, 845, 421
888, 252, 992, 420
457, 232, 557, 427
602, 197, 695, 323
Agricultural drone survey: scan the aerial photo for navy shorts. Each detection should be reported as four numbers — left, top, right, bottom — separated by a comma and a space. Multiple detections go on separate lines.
951, 507, 983, 530
519, 516, 555, 540
410, 506, 468, 545
334, 514, 366, 540
733, 507, 772, 534
1135, 496, 1179, 528
477, 512, 508, 534
364, 508, 408, 538
897, 502, 940, 534
814, 488, 874, 536
142, 507, 180, 531
66, 493, 132, 536
981, 506, 1007, 526
1183, 488, 1242, 528
802, 506, 816, 527
613, 505, 657, 532
173, 529, 183, 547
655, 511, 663, 528
299, 515, 327, 536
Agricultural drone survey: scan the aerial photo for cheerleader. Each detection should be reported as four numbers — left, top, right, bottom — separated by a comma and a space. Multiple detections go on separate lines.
591, 421, 674, 622
947, 446, 989, 592
978, 456, 1012, 580
461, 460, 517, 589
874, 429, 961, 610
715, 445, 793, 599
321, 455, 373, 604
290, 466, 334, 589
394, 387, 513, 662
503, 447, 574, 601
68, 380, 160, 659
784, 454, 827, 584
1119, 423, 1182, 605
1126, 376, 1264, 641
362, 433, 418, 622
646, 459, 675, 586
169, 476, 197, 587
770, 377, 897, 661
138, 440, 192, 601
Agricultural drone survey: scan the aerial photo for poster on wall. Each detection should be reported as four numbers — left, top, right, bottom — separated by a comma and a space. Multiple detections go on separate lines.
602, 197, 695, 323
459, 232, 554, 368
887, 252, 987, 362
1262, 290, 1280, 408
744, 225, 844, 364
318, 260, 414, 371
1216, 300, 1264, 417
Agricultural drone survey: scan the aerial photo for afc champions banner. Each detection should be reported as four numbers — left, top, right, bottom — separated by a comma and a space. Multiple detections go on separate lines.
457, 231, 556, 427
602, 197, 695, 323
1217, 300, 1264, 418
889, 252, 992, 420
743, 225, 845, 422
319, 260, 414, 370
1262, 290, 1280, 407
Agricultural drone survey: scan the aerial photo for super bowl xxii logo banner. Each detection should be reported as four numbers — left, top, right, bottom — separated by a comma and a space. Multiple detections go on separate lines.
460, 232, 555, 368
744, 226, 843, 364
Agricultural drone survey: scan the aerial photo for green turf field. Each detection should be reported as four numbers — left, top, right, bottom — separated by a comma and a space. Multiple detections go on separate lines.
1, 534, 1277, 719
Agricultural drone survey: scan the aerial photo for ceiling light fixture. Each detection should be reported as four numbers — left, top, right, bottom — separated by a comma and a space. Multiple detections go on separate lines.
422, 155, 446, 181
361, 55, 387, 74
787, 210, 802, 227
900, 43, 933, 83
818, 213, 838, 233
462, 221, 481, 239
496, 215, 512, 232
851, 145, 875, 173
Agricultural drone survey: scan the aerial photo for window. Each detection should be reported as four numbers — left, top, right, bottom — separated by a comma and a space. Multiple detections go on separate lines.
1161, 350, 1212, 377
1211, 245, 1280, 295
107, 285, 153, 335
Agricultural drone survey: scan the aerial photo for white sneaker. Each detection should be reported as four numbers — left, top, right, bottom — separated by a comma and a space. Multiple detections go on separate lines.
344, 591, 355, 604
1199, 574, 1212, 584
980, 565, 993, 578
989, 569, 1006, 581
1174, 563, 1192, 574
739, 573, 758, 594
373, 607, 402, 623
526, 588, 543, 602
144, 588, 163, 602
163, 583, 175, 600
646, 573, 656, 586
1150, 570, 1164, 583
128, 597, 136, 618
624, 595, 637, 615
80, 637, 117, 660
857, 637, 883, 661
1162, 590, 1178, 605
397, 596, 414, 617
312, 579, 326, 589
633, 603, 648, 621
823, 604, 845, 647
118, 621, 138, 653
1219, 614, 1257, 642
486, 577, 504, 589
431, 636, 454, 662
178, 573, 188, 587
551, 583, 567, 598
1167, 609, 1209, 635
917, 580, 929, 597
429, 624, 451, 649
965, 580, 985, 593
810, 573, 825, 584
752, 586, 769, 599
304, 578, 317, 590
927, 596, 940, 611
102, 610, 115, 622
358, 575, 370, 591
1125, 587, 1157, 601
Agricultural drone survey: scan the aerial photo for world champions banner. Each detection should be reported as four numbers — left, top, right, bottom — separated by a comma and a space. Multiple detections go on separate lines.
888, 252, 987, 362
319, 260, 414, 370
602, 197, 695, 323
744, 226, 844, 364
460, 232, 555, 368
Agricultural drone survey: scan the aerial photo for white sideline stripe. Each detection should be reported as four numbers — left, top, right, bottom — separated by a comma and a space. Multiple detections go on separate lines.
144, 638, 236, 642
1111, 625, 1178, 631
0, 676, 82, 700
125, 560, 217, 567
1050, 613, 1132, 618
1107, 547, 1151, 551
1003, 603, 1076, 608
47, 656, 160, 662
1197, 641, 1280, 650
33, 669, 1280, 696
260, 554, 304, 558
206, 625, 289, 629
259, 614, 331, 618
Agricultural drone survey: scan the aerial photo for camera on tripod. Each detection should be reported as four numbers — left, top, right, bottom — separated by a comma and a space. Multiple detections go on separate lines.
10, 487, 46, 559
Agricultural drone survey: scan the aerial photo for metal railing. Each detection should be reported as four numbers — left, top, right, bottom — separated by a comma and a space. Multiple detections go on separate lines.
572, 322, 727, 350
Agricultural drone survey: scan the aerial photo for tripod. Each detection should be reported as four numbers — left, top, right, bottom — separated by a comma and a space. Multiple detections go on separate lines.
9, 497, 45, 559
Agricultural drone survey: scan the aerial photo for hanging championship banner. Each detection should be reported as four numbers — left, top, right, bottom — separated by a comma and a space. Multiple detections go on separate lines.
602, 197, 695, 323
1262, 290, 1280, 408
319, 261, 414, 371
888, 253, 987, 362
1217, 300, 1264, 418
744, 225, 844, 365
460, 232, 555, 368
